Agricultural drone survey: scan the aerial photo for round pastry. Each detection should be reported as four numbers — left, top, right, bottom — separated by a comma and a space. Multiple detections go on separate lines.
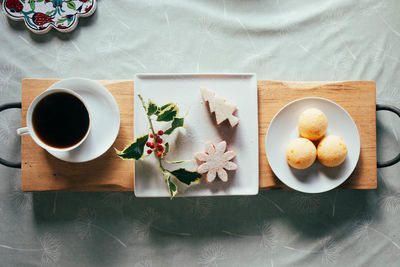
317, 135, 348, 167
298, 108, 328, 141
286, 138, 317, 169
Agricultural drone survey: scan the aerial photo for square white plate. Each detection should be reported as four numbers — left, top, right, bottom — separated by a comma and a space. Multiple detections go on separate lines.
134, 73, 259, 197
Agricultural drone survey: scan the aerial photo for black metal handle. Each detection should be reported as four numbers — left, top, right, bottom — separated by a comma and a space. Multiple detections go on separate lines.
0, 102, 21, 169
377, 103, 400, 168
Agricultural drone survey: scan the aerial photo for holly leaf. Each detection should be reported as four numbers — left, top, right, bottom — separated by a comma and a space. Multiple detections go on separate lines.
67, 1, 76, 9
147, 99, 158, 116
164, 117, 184, 135
164, 142, 169, 154
115, 134, 148, 160
156, 103, 178, 122
170, 168, 201, 186
163, 171, 177, 199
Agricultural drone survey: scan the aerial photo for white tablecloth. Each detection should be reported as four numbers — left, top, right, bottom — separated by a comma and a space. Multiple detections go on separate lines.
1, 0, 400, 266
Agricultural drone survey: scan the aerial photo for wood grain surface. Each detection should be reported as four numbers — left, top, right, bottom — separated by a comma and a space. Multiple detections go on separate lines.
21, 79, 377, 191
258, 80, 377, 189
21, 79, 134, 191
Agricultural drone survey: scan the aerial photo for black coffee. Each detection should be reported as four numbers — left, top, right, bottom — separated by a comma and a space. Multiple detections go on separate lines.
32, 92, 90, 148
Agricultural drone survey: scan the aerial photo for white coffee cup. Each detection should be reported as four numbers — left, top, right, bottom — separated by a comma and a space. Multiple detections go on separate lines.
17, 88, 91, 152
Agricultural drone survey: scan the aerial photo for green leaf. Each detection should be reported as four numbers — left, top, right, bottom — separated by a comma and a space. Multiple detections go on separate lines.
163, 172, 177, 199
45, 10, 53, 15
36, 0, 44, 2
164, 142, 169, 154
164, 117, 184, 135
160, 103, 171, 109
147, 99, 158, 116
170, 168, 201, 186
67, 1, 76, 10
115, 134, 148, 160
57, 19, 66, 24
29, 0, 35, 10
156, 103, 178, 122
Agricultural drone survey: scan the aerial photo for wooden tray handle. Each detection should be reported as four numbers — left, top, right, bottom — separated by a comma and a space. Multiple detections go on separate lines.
377, 103, 400, 168
0, 102, 21, 169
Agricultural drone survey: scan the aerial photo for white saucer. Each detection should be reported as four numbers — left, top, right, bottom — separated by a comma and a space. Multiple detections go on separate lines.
265, 97, 360, 193
46, 78, 120, 163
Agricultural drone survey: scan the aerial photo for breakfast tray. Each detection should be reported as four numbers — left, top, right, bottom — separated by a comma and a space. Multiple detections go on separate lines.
20, 79, 376, 191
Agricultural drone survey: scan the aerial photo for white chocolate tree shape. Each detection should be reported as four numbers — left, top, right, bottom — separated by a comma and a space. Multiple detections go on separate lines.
200, 87, 239, 127
195, 141, 237, 183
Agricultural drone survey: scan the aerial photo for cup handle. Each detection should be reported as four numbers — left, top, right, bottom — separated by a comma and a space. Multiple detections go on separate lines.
0, 102, 22, 169
377, 103, 400, 168
17, 127, 29, 135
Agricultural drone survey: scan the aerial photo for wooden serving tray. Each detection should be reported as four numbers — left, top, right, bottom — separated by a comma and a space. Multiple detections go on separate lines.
258, 80, 376, 189
21, 79, 376, 192
21, 79, 134, 191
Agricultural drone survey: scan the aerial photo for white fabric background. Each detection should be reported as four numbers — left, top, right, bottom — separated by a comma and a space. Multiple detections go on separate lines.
1, 0, 400, 266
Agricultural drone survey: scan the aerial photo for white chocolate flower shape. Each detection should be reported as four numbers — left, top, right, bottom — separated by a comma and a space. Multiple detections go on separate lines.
195, 141, 237, 183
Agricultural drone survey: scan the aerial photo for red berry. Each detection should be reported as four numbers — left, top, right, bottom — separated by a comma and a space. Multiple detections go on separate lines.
150, 144, 155, 149
149, 133, 153, 138
158, 130, 164, 136
146, 142, 152, 147
157, 151, 162, 157
157, 144, 164, 151
156, 137, 163, 143
147, 149, 152, 154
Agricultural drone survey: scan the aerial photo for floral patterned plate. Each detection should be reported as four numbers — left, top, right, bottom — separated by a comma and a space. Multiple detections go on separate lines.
3, 0, 96, 34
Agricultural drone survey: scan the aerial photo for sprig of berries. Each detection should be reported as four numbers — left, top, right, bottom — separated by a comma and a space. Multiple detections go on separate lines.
146, 130, 166, 157
116, 95, 200, 199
